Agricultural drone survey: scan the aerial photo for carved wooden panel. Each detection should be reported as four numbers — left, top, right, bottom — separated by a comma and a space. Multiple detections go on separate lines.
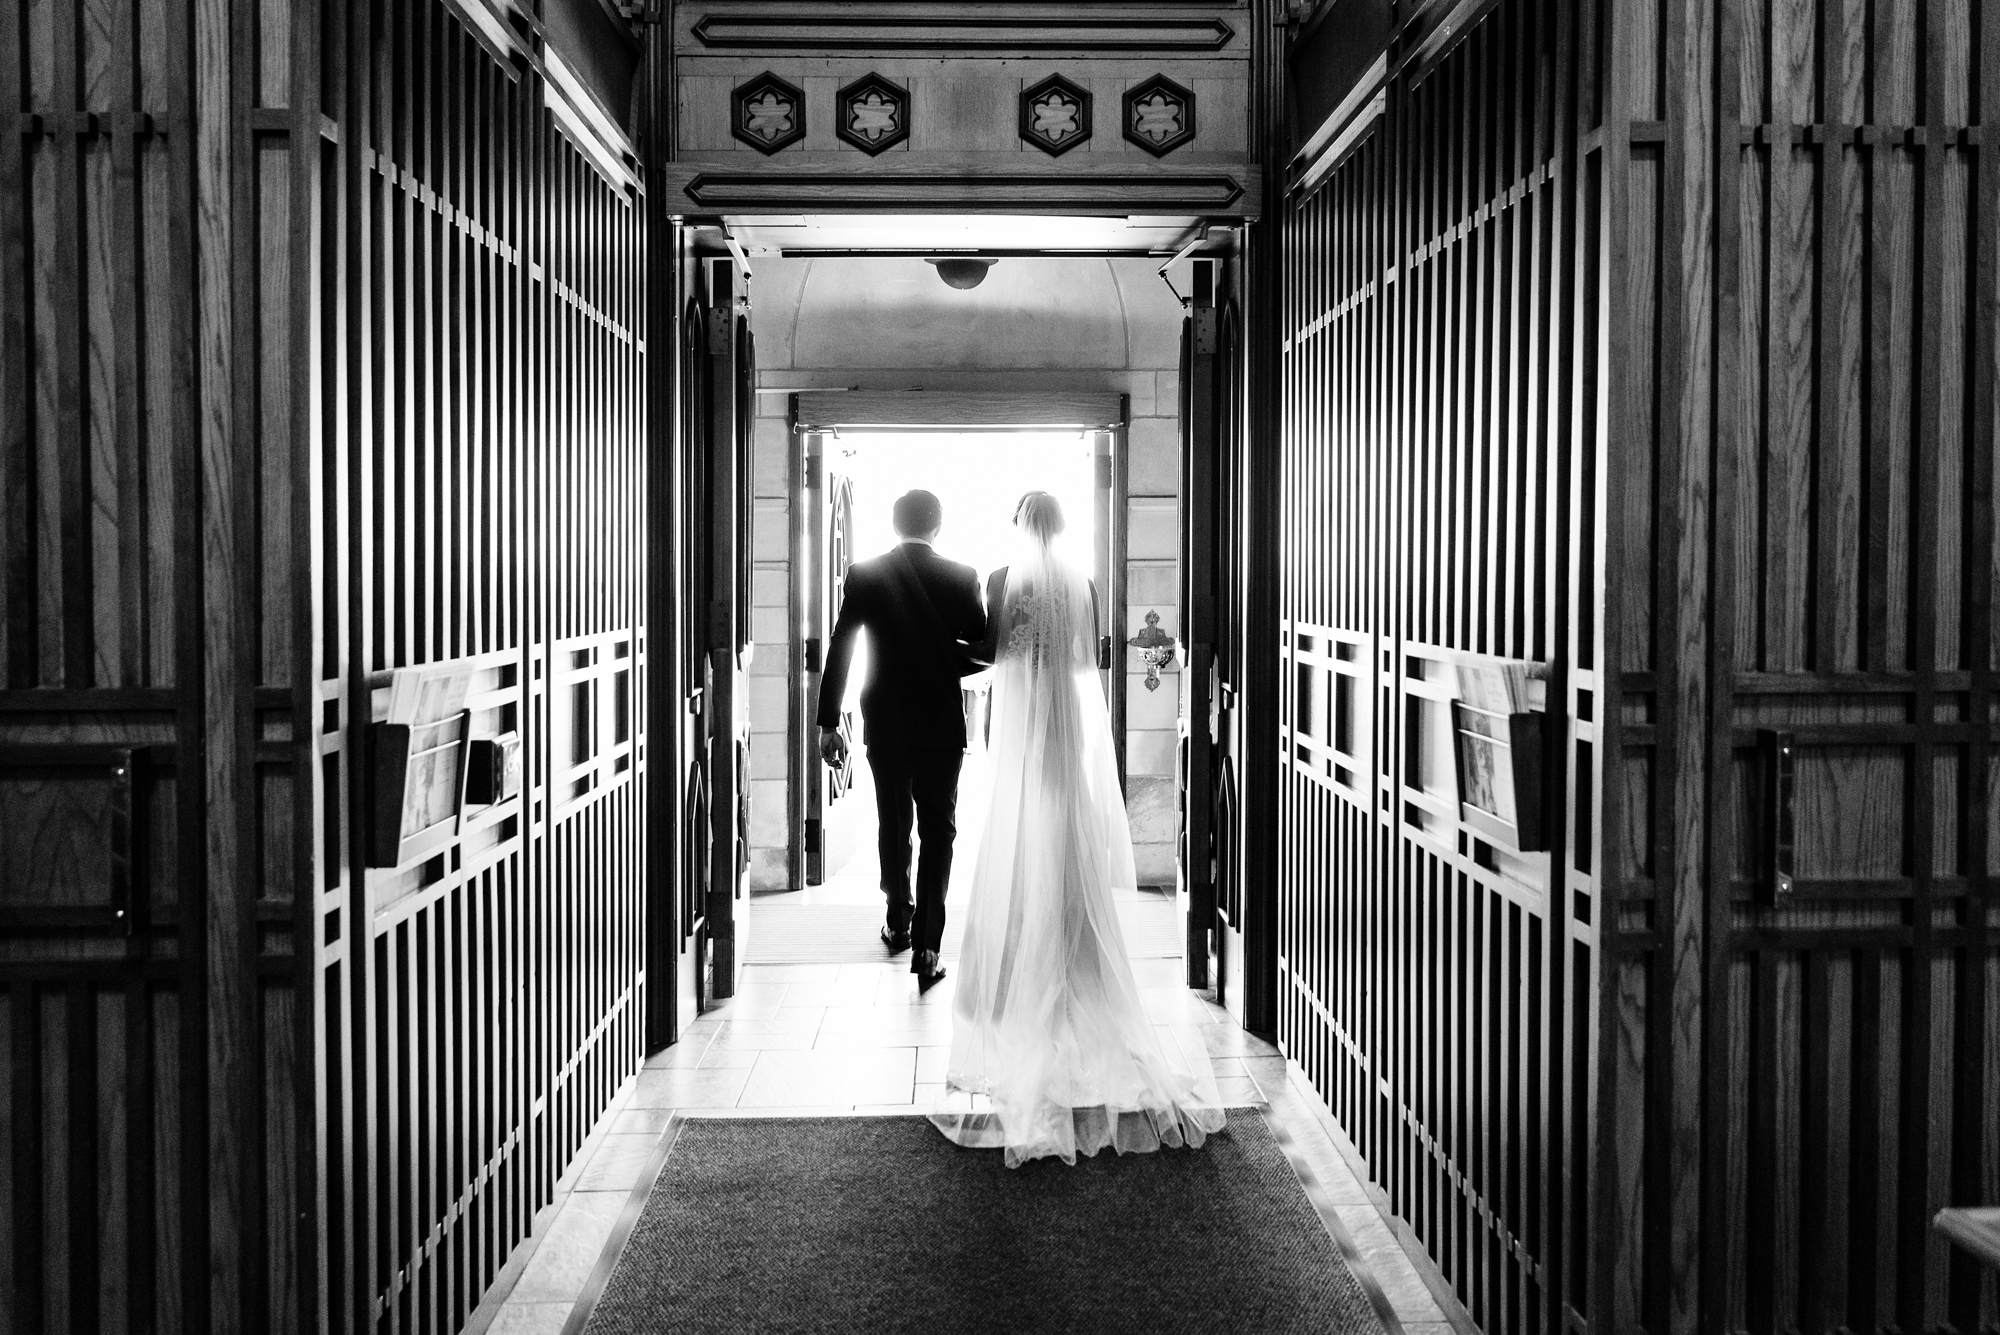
3, 0, 659, 1331
665, 2, 1256, 215
0, 0, 305, 1325
1283, 0, 1998, 1333
1601, 0, 1997, 1330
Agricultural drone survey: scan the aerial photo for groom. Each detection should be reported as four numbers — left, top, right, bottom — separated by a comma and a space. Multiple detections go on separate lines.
817, 490, 986, 988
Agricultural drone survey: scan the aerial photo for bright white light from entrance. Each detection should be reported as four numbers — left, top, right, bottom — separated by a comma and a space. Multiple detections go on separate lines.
835, 431, 1097, 581
817, 428, 1102, 889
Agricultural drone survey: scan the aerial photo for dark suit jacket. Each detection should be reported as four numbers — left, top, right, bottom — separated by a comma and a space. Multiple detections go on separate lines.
816, 542, 987, 749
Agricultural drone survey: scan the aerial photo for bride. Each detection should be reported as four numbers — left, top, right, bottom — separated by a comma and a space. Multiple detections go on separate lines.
929, 492, 1226, 1167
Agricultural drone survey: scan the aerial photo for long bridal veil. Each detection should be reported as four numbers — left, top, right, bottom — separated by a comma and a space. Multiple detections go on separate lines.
930, 518, 1225, 1167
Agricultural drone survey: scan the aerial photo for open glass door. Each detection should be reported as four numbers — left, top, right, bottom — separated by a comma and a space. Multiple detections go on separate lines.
803, 429, 861, 884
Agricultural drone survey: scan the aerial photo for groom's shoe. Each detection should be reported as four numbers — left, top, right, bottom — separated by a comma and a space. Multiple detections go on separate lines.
912, 949, 947, 991
881, 926, 912, 954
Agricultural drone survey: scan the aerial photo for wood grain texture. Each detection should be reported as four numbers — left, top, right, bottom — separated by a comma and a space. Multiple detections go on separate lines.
1594, 0, 1998, 1331
2, 0, 662, 1329
1277, 3, 1593, 1330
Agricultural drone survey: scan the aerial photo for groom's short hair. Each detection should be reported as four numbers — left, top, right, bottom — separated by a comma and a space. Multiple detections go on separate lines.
892, 490, 943, 537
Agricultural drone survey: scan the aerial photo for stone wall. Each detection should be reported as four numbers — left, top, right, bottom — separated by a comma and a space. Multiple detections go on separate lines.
743, 255, 1187, 888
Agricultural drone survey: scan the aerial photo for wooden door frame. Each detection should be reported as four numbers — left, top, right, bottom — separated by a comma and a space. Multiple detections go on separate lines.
1179, 261, 1220, 991
789, 393, 1130, 892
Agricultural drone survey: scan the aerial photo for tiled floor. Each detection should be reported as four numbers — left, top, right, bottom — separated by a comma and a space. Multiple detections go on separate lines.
467, 956, 1473, 1335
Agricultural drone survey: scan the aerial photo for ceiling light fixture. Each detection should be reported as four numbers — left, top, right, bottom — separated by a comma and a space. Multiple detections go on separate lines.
924, 256, 998, 290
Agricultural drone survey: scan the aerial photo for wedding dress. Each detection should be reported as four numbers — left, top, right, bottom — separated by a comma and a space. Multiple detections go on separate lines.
929, 533, 1226, 1167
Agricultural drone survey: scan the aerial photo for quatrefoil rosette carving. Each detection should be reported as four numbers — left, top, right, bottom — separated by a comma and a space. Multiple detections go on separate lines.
1122, 75, 1197, 157
732, 72, 806, 155
1018, 74, 1092, 157
836, 73, 911, 155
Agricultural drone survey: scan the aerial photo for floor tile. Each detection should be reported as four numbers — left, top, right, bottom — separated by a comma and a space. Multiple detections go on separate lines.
739, 964, 842, 982
818, 1004, 946, 1032
707, 1029, 819, 1052
1334, 1204, 1447, 1321
738, 1047, 917, 1107
812, 1032, 941, 1054
696, 1045, 762, 1069
777, 981, 886, 1007
486, 1302, 574, 1335
700, 991, 789, 1019
645, 1035, 713, 1069
1212, 1076, 1262, 1104
574, 1134, 660, 1193
1140, 988, 1215, 1023
508, 1191, 626, 1303
1156, 1023, 1213, 1069
1128, 958, 1188, 988
874, 973, 958, 1005
604, 1107, 675, 1135
1197, 1025, 1281, 1058
629, 1066, 752, 1109
915, 1045, 950, 1083
689, 1105, 857, 1118
836, 962, 901, 984
717, 1010, 824, 1035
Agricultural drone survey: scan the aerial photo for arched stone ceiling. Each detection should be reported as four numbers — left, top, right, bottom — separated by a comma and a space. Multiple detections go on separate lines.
752, 256, 1183, 371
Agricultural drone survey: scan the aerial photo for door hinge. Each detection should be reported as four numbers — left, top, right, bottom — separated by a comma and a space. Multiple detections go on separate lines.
1192, 309, 1219, 355
804, 637, 822, 673
707, 310, 732, 354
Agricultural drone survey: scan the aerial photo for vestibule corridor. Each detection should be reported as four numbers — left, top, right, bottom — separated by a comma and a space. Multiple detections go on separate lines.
2, 0, 1995, 1332
466, 959, 1459, 1334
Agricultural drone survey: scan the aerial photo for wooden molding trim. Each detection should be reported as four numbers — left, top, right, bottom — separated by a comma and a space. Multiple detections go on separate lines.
667, 166, 1257, 213
793, 391, 1126, 429
685, 14, 1237, 53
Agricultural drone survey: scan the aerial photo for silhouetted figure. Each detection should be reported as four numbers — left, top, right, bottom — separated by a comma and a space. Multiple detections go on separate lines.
816, 489, 986, 988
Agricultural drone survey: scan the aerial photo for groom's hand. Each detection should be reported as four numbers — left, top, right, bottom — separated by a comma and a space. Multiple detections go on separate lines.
819, 727, 848, 767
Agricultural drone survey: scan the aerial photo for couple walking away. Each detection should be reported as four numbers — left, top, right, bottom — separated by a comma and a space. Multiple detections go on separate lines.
816, 488, 1224, 1168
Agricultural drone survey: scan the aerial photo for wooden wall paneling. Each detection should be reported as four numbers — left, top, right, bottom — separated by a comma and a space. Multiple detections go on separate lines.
1278, 1, 1593, 1330
0, 0, 255, 1321
1959, 7, 1998, 1334
303, 0, 652, 1328
1583, 0, 1999, 1331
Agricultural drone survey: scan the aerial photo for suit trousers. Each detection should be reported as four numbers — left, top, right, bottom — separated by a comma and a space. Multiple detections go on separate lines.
867, 744, 963, 955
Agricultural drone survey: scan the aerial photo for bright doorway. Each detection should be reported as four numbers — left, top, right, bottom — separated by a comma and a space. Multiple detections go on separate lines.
805, 428, 1102, 905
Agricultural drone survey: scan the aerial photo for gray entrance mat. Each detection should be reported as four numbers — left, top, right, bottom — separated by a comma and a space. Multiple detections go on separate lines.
581, 1112, 1385, 1334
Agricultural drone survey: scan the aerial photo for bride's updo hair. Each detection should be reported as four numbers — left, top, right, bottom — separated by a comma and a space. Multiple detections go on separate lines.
1014, 491, 1065, 545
